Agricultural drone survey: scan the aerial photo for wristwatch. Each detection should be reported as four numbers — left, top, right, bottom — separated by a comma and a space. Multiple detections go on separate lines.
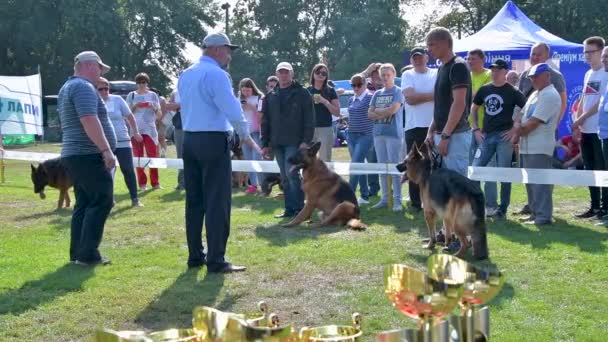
441, 133, 451, 140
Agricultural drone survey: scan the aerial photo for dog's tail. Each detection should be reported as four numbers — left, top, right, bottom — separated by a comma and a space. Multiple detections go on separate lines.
471, 192, 489, 260
347, 218, 367, 231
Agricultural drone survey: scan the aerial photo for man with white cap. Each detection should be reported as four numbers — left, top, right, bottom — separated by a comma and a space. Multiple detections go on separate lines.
178, 32, 260, 273
513, 63, 561, 226
58, 51, 116, 265
261, 61, 315, 219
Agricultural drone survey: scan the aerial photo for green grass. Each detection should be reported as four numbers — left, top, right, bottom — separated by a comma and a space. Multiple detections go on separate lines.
0, 143, 607, 341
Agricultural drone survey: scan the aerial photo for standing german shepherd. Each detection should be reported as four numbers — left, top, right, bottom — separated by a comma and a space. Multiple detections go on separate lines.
31, 158, 73, 209
283, 142, 367, 230
396, 143, 488, 260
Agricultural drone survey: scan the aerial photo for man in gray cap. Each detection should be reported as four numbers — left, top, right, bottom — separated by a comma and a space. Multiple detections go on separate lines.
58, 51, 116, 265
178, 32, 260, 273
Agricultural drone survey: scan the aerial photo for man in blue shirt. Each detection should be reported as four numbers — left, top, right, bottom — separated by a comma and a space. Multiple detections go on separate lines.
178, 32, 260, 273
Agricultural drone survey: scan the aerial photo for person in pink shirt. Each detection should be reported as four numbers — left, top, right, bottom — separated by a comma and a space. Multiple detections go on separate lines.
239, 78, 264, 194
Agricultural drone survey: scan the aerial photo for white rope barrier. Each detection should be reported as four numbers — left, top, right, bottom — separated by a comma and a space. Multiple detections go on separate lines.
3, 150, 608, 186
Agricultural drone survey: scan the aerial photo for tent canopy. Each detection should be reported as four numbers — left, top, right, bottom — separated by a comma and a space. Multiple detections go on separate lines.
453, 1, 582, 59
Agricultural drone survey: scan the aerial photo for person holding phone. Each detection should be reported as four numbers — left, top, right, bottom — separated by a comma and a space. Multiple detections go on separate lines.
127, 72, 162, 190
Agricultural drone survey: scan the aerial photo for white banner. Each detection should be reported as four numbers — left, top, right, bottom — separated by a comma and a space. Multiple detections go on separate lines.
0, 74, 44, 135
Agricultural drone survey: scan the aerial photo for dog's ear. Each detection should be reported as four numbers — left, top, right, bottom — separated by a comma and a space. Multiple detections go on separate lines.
309, 141, 321, 156
31, 164, 37, 173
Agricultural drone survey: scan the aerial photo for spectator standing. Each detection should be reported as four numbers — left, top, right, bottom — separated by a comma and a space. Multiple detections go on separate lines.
97, 77, 143, 207
401, 47, 436, 212
58, 51, 116, 265
261, 62, 315, 218
308, 64, 341, 161
167, 90, 183, 190
239, 78, 264, 194
127, 73, 162, 190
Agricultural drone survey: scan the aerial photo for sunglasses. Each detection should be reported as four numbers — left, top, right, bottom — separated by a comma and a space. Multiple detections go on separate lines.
315, 70, 328, 77
350, 83, 363, 88
136, 81, 147, 84
97, 87, 109, 91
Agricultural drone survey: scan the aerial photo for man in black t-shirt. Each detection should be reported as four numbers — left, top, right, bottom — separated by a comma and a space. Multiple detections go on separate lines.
471, 59, 527, 218
425, 27, 472, 176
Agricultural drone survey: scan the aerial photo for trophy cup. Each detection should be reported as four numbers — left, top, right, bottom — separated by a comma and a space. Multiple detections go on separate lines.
378, 264, 464, 342
94, 328, 199, 342
427, 255, 505, 342
298, 313, 363, 342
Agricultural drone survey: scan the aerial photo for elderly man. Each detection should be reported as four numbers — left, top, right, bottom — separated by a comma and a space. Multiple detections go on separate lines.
513, 63, 561, 226
58, 51, 116, 266
178, 32, 260, 273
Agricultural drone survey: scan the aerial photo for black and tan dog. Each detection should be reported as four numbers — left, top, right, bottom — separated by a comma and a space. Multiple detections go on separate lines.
283, 142, 367, 230
396, 143, 488, 260
31, 158, 73, 209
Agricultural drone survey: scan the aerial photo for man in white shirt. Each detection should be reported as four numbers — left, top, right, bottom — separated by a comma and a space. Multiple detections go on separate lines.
572, 36, 608, 219
401, 47, 436, 211
514, 63, 561, 226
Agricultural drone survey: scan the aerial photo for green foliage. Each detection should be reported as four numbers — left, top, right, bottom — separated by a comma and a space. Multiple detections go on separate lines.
0, 0, 216, 95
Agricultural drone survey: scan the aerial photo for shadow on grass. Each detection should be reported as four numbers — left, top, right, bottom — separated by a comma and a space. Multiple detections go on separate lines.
0, 264, 94, 315
158, 190, 186, 203
135, 270, 228, 331
232, 193, 282, 215
491, 217, 607, 254
254, 223, 347, 246
15, 208, 73, 221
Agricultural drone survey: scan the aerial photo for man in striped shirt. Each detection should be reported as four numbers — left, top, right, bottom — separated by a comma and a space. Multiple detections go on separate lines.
58, 51, 116, 266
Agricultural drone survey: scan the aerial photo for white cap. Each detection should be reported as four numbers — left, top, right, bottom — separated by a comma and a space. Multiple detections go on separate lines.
74, 51, 111, 75
276, 62, 293, 72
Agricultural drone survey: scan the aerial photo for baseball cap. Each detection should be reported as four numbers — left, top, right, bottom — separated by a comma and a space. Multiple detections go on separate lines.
411, 47, 427, 56
490, 59, 509, 70
528, 63, 550, 77
276, 62, 293, 72
74, 51, 111, 75
202, 32, 240, 50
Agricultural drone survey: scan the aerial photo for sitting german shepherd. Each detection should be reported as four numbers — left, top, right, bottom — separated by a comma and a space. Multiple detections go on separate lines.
283, 142, 367, 230
30, 158, 73, 209
396, 143, 488, 260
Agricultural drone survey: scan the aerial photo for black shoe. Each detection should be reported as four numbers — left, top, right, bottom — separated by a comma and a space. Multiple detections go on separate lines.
274, 212, 295, 219
513, 205, 531, 215
424, 230, 446, 244
72, 256, 112, 266
575, 208, 599, 219
595, 209, 607, 220
408, 205, 422, 213
208, 263, 247, 273
519, 215, 535, 222
188, 259, 206, 269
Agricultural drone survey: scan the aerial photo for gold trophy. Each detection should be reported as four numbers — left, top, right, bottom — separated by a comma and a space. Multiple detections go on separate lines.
378, 264, 464, 342
427, 255, 505, 342
298, 313, 362, 342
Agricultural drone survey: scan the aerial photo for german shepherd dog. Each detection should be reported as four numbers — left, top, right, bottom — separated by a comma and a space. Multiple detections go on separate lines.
283, 142, 367, 230
230, 134, 249, 188
396, 143, 488, 260
30, 158, 73, 209
260, 174, 283, 197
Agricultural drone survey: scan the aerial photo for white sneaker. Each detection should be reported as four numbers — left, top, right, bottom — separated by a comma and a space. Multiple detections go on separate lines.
372, 201, 388, 209
358, 197, 369, 205
486, 207, 499, 216
392, 204, 403, 212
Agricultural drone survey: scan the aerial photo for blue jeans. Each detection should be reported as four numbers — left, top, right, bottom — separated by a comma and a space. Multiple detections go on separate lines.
347, 132, 374, 200
433, 130, 471, 176
274, 145, 304, 215
367, 145, 380, 195
373, 135, 403, 202
473, 131, 513, 212
470, 131, 498, 208
242, 132, 262, 186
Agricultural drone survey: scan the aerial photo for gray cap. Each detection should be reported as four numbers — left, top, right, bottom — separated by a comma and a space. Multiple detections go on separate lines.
276, 62, 293, 71
202, 32, 240, 50
74, 51, 111, 74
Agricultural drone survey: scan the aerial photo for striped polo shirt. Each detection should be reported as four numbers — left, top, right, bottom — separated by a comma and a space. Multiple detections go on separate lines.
58, 76, 116, 157
347, 91, 374, 135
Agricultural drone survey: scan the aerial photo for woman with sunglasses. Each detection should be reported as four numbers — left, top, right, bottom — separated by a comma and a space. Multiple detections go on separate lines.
368, 63, 405, 212
97, 77, 143, 207
308, 64, 341, 161
347, 74, 375, 204
127, 72, 162, 190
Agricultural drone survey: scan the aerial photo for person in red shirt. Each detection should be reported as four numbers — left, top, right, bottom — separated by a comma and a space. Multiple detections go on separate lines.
554, 129, 583, 169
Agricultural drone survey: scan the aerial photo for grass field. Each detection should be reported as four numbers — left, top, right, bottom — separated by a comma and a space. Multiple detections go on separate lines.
0, 143, 607, 341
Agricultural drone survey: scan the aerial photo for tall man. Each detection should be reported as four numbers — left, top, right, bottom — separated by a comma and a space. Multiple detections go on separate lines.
471, 59, 527, 218
572, 37, 608, 219
425, 27, 472, 176
178, 32, 260, 273
58, 51, 116, 265
401, 47, 436, 211
513, 64, 561, 225
597, 47, 608, 225
514, 42, 567, 216
261, 62, 315, 219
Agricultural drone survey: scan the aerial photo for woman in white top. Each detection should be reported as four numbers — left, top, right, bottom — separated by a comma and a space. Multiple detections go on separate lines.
127, 72, 162, 190
97, 77, 143, 207
238, 78, 264, 194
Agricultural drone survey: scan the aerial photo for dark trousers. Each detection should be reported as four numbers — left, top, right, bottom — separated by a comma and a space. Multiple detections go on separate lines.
366, 145, 380, 196
581, 133, 608, 209
183, 132, 231, 270
274, 145, 304, 215
62, 153, 113, 262
405, 127, 428, 208
113, 147, 138, 200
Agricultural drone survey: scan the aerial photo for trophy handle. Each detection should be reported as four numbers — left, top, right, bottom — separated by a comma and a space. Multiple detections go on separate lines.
352, 313, 362, 330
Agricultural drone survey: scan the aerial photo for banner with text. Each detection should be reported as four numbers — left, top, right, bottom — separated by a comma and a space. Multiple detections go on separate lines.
0, 74, 43, 136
